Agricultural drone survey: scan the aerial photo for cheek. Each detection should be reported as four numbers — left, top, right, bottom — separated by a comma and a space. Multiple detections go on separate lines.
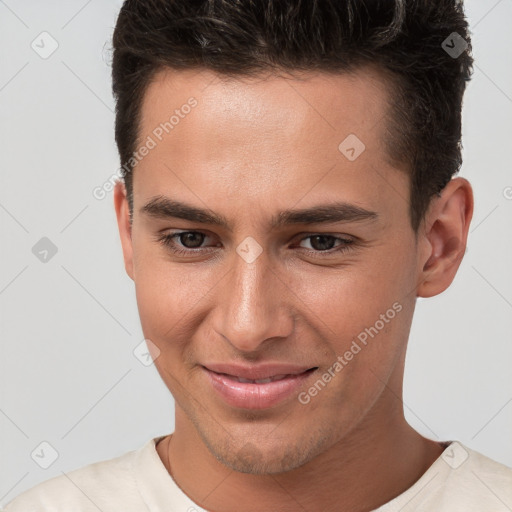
132, 242, 192, 341
134, 268, 198, 340
292, 264, 401, 329
291, 257, 413, 373
133, 261, 201, 392
132, 228, 416, 345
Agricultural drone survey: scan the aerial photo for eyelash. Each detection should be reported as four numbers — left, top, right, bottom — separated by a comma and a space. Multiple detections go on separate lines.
156, 231, 355, 258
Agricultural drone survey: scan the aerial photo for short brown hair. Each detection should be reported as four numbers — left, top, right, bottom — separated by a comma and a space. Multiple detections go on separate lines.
112, 0, 473, 232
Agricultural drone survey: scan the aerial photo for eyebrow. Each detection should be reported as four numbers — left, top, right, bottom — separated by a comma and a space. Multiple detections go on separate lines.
140, 195, 378, 231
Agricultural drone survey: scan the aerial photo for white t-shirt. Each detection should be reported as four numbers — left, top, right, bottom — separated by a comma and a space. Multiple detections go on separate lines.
3, 437, 512, 511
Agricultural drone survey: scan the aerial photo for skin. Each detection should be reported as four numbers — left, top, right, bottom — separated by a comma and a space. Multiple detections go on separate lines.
114, 66, 473, 512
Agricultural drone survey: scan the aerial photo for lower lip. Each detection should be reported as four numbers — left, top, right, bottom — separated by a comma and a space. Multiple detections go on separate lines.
203, 367, 316, 410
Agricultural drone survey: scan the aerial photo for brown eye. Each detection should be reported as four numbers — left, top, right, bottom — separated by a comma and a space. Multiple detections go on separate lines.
178, 232, 206, 249
156, 230, 220, 258
307, 235, 337, 251
295, 234, 355, 257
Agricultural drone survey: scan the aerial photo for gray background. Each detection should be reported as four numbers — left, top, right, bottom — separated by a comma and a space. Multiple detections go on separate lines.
1, 0, 511, 504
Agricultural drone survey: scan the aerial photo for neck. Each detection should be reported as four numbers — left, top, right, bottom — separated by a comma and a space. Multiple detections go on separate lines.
157, 394, 444, 512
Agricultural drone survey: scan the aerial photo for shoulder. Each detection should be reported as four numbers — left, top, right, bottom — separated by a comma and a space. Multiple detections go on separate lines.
2, 443, 144, 512
371, 441, 512, 512
453, 443, 512, 499
421, 442, 512, 511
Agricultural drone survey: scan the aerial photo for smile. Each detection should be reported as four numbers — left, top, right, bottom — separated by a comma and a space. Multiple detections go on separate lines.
202, 364, 318, 410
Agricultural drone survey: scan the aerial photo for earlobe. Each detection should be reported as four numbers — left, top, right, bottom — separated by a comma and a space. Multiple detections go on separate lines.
113, 180, 135, 281
417, 177, 474, 298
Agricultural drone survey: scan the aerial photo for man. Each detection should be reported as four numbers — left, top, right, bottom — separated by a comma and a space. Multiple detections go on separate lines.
4, 0, 512, 511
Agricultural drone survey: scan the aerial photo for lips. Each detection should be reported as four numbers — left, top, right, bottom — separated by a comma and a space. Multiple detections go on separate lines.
203, 363, 315, 381
202, 363, 318, 409
234, 374, 289, 384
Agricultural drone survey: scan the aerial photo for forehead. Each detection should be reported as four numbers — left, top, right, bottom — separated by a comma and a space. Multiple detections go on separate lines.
133, 66, 407, 227
139, 65, 392, 145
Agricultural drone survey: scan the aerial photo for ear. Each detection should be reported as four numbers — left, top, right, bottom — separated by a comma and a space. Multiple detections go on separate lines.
417, 177, 474, 298
114, 180, 135, 281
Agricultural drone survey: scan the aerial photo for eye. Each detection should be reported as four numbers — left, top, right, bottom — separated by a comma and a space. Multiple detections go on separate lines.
155, 231, 356, 259
297, 234, 354, 255
156, 231, 219, 257
172, 231, 206, 249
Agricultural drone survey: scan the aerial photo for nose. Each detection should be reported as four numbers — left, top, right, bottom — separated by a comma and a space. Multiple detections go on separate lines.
212, 245, 294, 353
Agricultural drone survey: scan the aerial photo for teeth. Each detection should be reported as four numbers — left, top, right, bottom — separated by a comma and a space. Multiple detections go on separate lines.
269, 374, 288, 381
235, 374, 288, 384
236, 377, 255, 383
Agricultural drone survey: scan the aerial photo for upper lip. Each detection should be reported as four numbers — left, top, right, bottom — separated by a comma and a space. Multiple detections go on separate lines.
203, 363, 316, 380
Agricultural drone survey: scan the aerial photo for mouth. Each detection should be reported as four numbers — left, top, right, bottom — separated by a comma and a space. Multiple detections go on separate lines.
201, 364, 318, 410
226, 373, 303, 384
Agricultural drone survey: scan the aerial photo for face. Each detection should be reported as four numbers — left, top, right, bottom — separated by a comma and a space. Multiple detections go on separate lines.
116, 66, 429, 474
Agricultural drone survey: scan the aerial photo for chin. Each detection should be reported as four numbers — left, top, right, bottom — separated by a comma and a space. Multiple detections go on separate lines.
198, 422, 338, 475
214, 442, 311, 474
